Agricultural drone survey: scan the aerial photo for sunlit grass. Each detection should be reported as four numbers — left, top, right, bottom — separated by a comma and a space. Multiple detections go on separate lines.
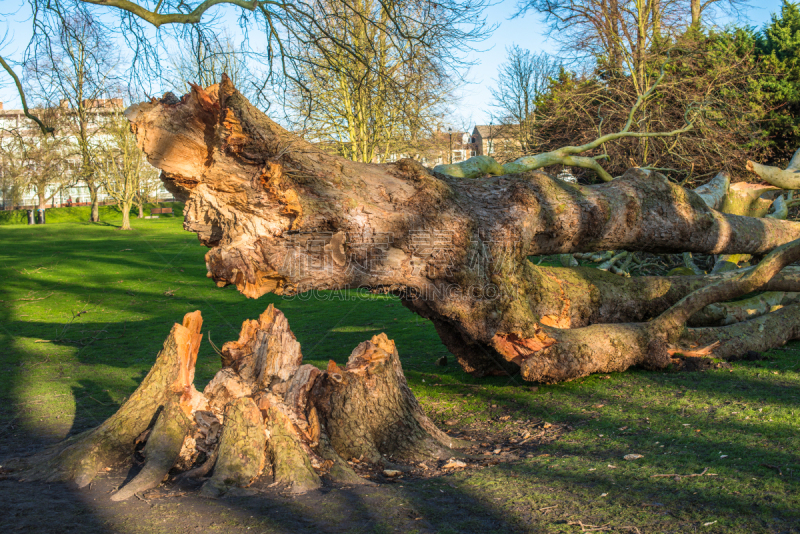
1, 216, 799, 532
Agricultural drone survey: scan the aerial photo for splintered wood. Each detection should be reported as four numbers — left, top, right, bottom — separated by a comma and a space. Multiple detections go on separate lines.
10, 306, 463, 499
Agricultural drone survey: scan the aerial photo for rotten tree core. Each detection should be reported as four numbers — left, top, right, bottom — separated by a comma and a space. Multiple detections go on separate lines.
8, 308, 464, 497
120, 77, 800, 382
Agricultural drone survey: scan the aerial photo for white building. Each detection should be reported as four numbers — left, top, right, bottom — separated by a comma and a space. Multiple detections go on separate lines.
0, 100, 171, 209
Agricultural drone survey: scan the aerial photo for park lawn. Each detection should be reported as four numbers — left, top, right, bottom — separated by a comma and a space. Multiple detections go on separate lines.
0, 216, 799, 533
0, 202, 186, 225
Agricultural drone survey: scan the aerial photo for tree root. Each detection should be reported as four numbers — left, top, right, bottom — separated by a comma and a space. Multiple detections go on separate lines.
112, 398, 191, 501
7, 306, 463, 499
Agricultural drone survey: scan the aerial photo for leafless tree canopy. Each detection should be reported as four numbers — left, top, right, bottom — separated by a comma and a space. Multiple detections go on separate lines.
490, 46, 560, 154
281, 0, 456, 163
24, 11, 121, 221
514, 0, 750, 81
526, 33, 772, 184
0, 110, 73, 210
4, 0, 492, 124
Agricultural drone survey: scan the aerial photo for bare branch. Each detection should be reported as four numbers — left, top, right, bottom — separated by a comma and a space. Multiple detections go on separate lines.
0, 55, 54, 135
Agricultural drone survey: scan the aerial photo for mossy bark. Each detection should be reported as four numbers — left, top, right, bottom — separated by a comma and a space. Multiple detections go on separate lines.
312, 334, 466, 464
264, 405, 321, 494
112, 397, 191, 501
8, 312, 203, 487
202, 397, 266, 497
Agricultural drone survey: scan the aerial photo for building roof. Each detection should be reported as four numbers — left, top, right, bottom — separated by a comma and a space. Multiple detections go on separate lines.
472, 124, 519, 140
0, 98, 124, 116
434, 131, 470, 149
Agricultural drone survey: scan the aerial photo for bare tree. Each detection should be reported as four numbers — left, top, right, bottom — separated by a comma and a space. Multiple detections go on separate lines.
6, 0, 492, 133
25, 10, 121, 222
167, 31, 264, 106
0, 111, 73, 212
518, 33, 771, 183
282, 0, 458, 163
689, 0, 749, 28
0, 139, 26, 209
514, 0, 749, 89
99, 114, 150, 230
134, 161, 161, 218
490, 46, 560, 154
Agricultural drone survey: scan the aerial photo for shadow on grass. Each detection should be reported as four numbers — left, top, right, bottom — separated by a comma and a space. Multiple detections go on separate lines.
2, 221, 799, 533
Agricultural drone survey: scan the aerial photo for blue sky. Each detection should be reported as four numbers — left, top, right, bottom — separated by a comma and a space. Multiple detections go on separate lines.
0, 0, 790, 125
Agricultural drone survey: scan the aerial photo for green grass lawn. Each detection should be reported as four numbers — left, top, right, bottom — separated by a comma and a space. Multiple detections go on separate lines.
1, 216, 799, 533
0, 202, 186, 225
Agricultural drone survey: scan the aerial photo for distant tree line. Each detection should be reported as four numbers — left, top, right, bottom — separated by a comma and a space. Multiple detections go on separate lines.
491, 0, 800, 185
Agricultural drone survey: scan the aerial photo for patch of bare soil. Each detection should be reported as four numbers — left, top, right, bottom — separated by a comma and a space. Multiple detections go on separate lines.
0, 414, 563, 534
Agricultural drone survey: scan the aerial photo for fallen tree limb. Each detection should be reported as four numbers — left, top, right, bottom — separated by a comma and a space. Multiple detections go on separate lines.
747, 148, 800, 190
651, 467, 713, 479
123, 79, 800, 381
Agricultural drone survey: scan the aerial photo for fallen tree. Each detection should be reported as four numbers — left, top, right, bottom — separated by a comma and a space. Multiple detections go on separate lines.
8, 307, 462, 495
122, 77, 800, 381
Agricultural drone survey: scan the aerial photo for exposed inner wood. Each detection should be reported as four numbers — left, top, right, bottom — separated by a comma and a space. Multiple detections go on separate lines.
9, 307, 463, 498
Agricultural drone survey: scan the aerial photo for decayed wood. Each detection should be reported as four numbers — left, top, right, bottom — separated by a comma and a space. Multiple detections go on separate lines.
123, 78, 800, 382
9, 307, 462, 499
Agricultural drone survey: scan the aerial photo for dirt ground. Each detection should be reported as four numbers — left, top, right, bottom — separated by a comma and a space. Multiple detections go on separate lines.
1, 412, 567, 534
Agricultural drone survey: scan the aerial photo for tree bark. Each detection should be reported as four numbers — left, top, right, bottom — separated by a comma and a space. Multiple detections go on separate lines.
88, 181, 100, 222
8, 307, 462, 498
6, 311, 204, 486
120, 200, 133, 230
123, 78, 800, 382
690, 0, 702, 28
37, 190, 47, 212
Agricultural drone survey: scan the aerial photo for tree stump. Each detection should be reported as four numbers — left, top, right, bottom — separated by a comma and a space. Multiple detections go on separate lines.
8, 306, 462, 498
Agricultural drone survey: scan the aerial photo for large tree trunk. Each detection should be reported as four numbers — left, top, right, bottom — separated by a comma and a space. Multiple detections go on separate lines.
8, 308, 462, 497
123, 78, 800, 382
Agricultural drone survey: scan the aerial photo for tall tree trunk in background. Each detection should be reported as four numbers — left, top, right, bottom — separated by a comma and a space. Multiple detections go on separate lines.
652, 0, 662, 39
690, 0, 702, 28
608, 0, 623, 74
124, 78, 800, 383
88, 181, 100, 222
120, 200, 132, 230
